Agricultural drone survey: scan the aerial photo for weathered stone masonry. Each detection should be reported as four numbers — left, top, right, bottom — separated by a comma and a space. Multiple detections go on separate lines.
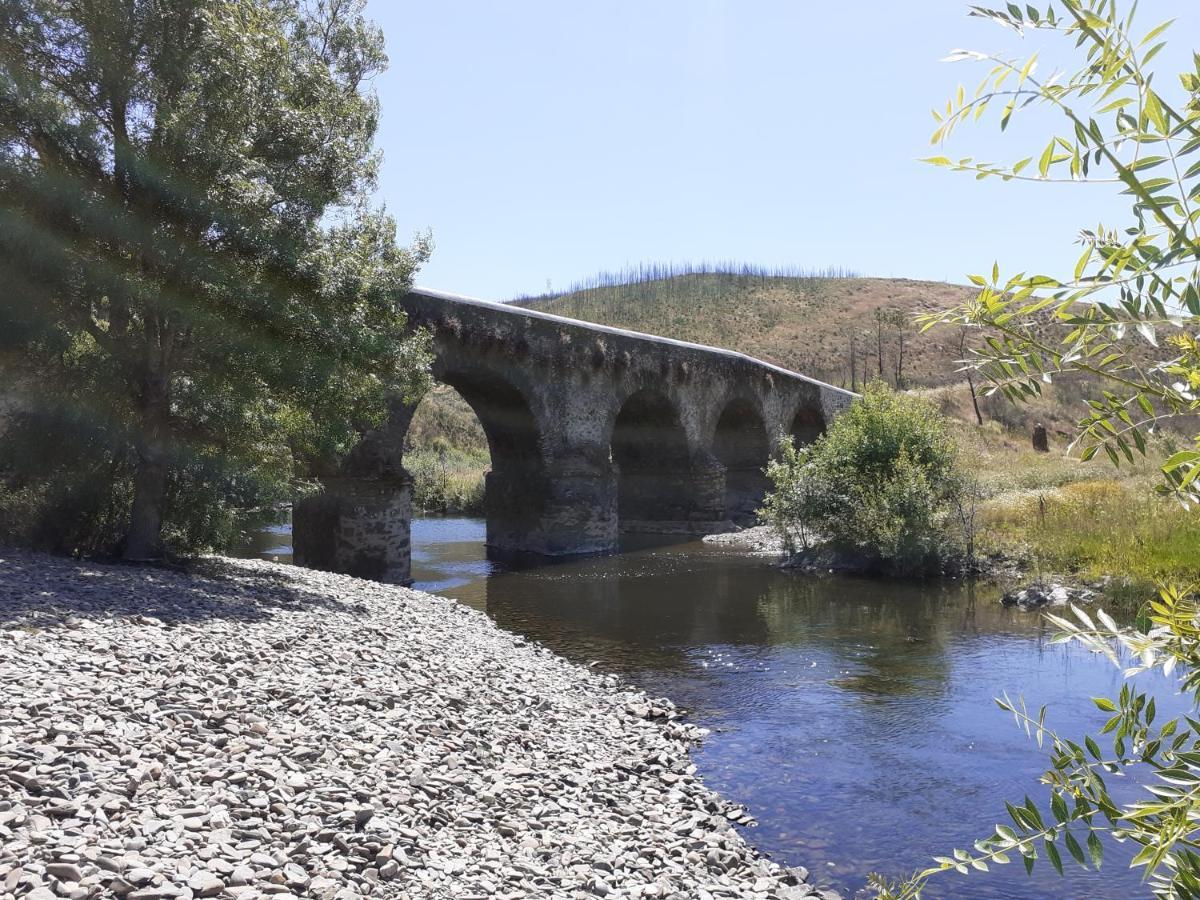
293, 287, 856, 583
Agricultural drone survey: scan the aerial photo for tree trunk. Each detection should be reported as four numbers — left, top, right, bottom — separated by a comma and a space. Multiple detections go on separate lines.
876, 316, 884, 378
967, 372, 984, 425
958, 327, 984, 425
849, 333, 857, 391
124, 377, 171, 560
125, 450, 168, 560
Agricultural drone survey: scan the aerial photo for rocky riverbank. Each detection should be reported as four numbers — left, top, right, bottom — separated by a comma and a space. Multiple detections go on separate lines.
0, 551, 830, 900
700, 527, 783, 555
703, 527, 1110, 610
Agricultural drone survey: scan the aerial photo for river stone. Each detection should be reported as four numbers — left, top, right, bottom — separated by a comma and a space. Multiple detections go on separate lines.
188, 871, 224, 896
45, 862, 83, 882
1002, 581, 1096, 609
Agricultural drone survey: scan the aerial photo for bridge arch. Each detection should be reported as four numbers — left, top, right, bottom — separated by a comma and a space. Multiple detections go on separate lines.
431, 365, 542, 471
713, 396, 771, 524
611, 387, 694, 531
788, 404, 826, 450
422, 364, 549, 556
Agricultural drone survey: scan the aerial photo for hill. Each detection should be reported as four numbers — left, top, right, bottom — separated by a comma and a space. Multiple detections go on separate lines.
512, 271, 975, 390
509, 267, 1121, 438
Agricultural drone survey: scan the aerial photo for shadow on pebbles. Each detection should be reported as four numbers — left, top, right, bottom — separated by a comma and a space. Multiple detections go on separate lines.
0, 551, 832, 900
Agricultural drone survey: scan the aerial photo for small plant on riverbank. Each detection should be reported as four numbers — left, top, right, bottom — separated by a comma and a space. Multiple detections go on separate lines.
762, 382, 967, 576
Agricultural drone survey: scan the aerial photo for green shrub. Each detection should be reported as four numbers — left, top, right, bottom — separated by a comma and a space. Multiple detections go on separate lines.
762, 382, 965, 576
0, 408, 288, 557
406, 442, 488, 515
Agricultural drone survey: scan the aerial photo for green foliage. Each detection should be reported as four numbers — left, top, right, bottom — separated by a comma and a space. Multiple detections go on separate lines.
762, 382, 965, 576
0, 407, 290, 555
406, 442, 488, 515
0, 408, 135, 554
0, 0, 429, 557
921, 0, 1200, 505
874, 588, 1200, 900
879, 2, 1200, 896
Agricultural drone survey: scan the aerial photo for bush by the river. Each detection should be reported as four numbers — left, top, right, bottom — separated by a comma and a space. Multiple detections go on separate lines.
762, 382, 969, 576
0, 407, 289, 557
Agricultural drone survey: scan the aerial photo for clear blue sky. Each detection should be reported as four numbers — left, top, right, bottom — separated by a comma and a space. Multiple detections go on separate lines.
367, 1, 1195, 300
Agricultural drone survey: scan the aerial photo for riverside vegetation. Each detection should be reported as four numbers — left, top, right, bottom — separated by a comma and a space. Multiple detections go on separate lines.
865, 1, 1200, 897
0, 0, 431, 560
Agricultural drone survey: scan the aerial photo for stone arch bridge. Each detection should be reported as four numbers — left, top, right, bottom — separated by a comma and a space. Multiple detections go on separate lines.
293, 288, 855, 583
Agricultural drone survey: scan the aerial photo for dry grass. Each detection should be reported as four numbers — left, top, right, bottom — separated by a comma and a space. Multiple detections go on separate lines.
943, 410, 1200, 601
977, 478, 1200, 595
515, 273, 976, 389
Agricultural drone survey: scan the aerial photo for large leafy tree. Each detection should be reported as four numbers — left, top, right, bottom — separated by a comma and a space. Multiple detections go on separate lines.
0, 0, 429, 558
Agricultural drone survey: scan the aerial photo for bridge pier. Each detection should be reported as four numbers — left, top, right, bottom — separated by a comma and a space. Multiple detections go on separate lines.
485, 458, 618, 559
292, 475, 414, 585
723, 463, 772, 525
617, 457, 732, 535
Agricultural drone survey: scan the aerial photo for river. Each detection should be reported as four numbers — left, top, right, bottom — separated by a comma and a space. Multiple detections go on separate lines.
237, 514, 1176, 899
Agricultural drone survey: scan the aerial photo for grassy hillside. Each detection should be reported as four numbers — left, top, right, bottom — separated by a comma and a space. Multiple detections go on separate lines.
513, 270, 974, 387
512, 267, 1110, 437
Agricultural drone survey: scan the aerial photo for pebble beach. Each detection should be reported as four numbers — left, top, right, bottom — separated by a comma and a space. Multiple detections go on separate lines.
0, 551, 830, 900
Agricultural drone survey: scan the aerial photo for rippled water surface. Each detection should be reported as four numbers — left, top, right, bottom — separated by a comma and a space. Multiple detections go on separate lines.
239, 515, 1180, 899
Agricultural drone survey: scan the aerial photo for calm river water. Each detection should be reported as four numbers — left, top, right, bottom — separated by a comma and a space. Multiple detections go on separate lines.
237, 515, 1178, 899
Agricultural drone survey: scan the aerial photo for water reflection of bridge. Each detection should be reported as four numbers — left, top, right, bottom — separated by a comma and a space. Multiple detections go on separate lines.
456, 541, 1015, 698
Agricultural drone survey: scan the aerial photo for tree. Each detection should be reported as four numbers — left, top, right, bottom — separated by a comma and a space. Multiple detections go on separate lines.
872, 2, 1200, 897
0, 0, 429, 559
887, 307, 909, 388
874, 306, 887, 378
920, 1, 1200, 504
849, 330, 859, 391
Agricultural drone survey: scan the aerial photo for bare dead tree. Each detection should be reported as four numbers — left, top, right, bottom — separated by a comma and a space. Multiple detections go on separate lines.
850, 332, 858, 391
873, 307, 885, 380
